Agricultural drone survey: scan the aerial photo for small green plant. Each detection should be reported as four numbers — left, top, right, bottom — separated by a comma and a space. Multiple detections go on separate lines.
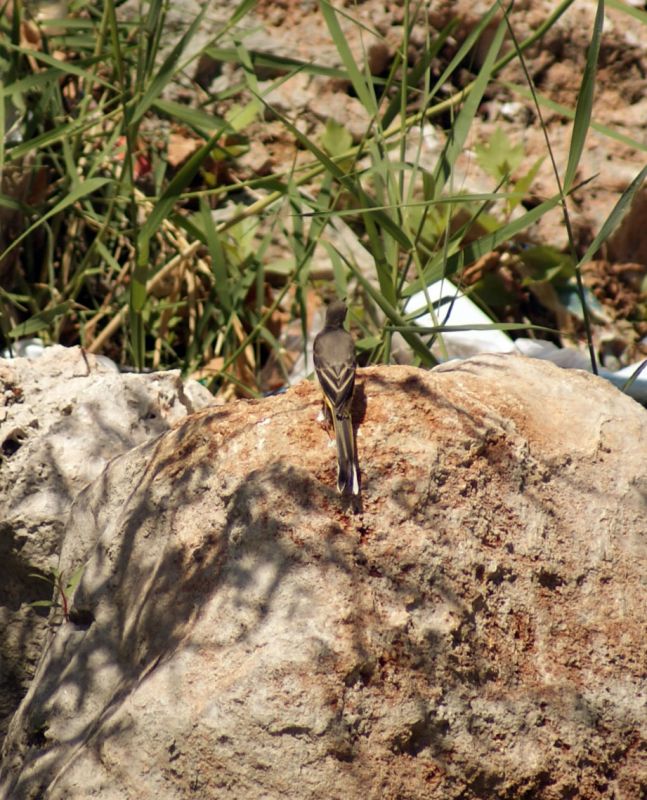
474, 126, 544, 221
29, 565, 85, 623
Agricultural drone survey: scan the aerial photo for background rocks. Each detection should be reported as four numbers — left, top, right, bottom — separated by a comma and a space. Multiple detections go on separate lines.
0, 347, 213, 743
1, 355, 645, 799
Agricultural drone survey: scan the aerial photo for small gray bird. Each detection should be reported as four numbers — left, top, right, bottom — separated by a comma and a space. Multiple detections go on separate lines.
313, 300, 360, 495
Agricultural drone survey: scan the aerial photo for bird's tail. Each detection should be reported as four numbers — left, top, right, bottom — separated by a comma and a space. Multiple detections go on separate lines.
333, 412, 359, 495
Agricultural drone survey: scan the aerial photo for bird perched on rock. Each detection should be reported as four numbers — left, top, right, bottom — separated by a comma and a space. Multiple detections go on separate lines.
313, 300, 360, 495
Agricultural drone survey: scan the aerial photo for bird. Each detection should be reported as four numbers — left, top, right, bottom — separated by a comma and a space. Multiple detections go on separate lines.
313, 300, 360, 495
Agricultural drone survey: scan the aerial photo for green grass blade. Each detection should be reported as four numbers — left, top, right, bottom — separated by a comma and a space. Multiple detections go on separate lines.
200, 197, 233, 314
381, 19, 459, 130
606, 0, 647, 23
576, 165, 647, 268
563, 0, 604, 192
318, 0, 378, 115
0, 79, 5, 175
330, 244, 436, 366
621, 359, 647, 394
252, 93, 412, 251
4, 109, 119, 162
429, 3, 500, 104
129, 305, 145, 370
2, 44, 116, 90
152, 98, 230, 136
432, 13, 506, 199
227, 0, 259, 27
391, 322, 556, 335
404, 191, 564, 295
501, 81, 647, 153
204, 46, 351, 81
8, 301, 73, 338
0, 178, 111, 265
130, 4, 209, 125
134, 125, 230, 311
142, 0, 166, 77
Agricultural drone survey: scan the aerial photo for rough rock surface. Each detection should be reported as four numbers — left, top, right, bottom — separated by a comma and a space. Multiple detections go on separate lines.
0, 347, 213, 742
1, 355, 645, 799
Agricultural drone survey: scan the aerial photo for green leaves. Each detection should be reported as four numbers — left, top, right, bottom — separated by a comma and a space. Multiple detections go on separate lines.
28, 565, 85, 622
321, 120, 353, 160
8, 303, 74, 339
475, 128, 545, 218
475, 128, 525, 182
1, 0, 640, 388
519, 246, 574, 286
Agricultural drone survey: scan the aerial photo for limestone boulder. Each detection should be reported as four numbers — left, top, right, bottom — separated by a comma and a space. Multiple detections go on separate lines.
0, 346, 213, 741
1, 355, 645, 799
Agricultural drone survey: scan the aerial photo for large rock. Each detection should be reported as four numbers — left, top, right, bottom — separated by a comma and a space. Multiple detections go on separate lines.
1, 355, 645, 799
0, 347, 213, 743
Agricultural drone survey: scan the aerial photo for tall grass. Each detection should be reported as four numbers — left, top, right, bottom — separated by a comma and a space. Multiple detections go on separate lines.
1, 0, 645, 395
